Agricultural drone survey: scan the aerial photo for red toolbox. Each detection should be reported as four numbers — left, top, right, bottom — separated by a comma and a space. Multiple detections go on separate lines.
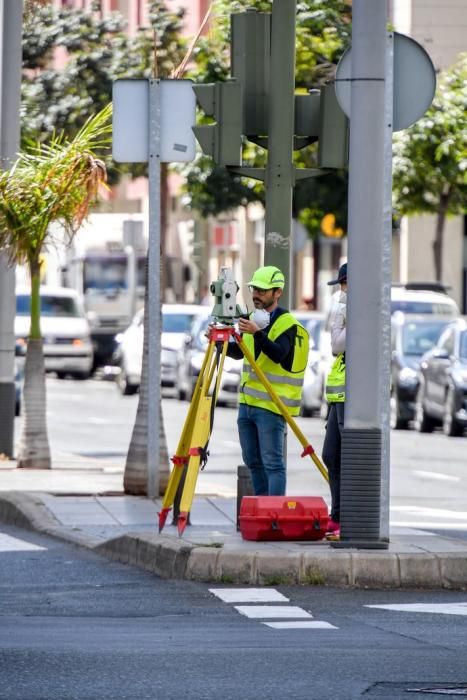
239, 496, 329, 542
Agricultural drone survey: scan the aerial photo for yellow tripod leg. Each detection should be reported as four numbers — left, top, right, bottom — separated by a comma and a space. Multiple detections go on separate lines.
176, 340, 229, 535
177, 394, 213, 535
237, 335, 329, 484
159, 340, 217, 531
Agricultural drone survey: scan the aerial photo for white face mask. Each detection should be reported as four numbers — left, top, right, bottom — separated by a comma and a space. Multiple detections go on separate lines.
251, 308, 270, 329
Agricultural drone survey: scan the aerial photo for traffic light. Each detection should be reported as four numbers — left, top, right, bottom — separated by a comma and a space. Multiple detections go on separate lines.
231, 9, 270, 138
192, 80, 243, 166
318, 83, 349, 169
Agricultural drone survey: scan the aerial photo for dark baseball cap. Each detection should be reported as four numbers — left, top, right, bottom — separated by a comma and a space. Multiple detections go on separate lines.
327, 262, 347, 286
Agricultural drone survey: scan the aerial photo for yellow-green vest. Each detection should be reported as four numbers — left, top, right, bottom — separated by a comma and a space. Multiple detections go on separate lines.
239, 312, 308, 416
325, 353, 346, 403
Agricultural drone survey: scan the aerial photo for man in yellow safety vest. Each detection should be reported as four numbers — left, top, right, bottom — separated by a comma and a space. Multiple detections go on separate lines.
322, 262, 347, 538
227, 265, 309, 496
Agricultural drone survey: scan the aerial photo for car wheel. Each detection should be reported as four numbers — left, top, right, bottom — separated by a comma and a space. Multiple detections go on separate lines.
178, 387, 187, 401
414, 386, 436, 433
390, 392, 409, 430
443, 387, 464, 437
117, 368, 138, 396
300, 403, 313, 418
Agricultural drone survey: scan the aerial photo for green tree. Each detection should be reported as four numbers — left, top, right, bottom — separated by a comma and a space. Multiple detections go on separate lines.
184, 0, 351, 234
0, 106, 111, 468
21, 0, 186, 152
392, 54, 467, 281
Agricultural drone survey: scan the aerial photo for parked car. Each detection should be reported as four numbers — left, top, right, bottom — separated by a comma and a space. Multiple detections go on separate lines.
391, 286, 459, 317
114, 304, 208, 395
176, 314, 242, 406
299, 313, 329, 417
390, 313, 452, 429
414, 318, 467, 437
15, 286, 93, 379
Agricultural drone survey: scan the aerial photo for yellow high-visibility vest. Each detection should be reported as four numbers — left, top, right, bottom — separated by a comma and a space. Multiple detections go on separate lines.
239, 313, 308, 416
325, 353, 346, 403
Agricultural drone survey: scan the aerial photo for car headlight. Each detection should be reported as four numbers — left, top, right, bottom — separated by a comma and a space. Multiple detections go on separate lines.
398, 366, 418, 386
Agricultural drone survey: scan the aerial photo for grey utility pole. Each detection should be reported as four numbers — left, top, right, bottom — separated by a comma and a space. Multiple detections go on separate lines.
264, 0, 296, 307
146, 79, 162, 500
0, 0, 22, 457
334, 0, 390, 549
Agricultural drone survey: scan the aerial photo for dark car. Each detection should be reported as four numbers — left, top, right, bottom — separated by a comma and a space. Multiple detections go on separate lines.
390, 313, 451, 429
415, 318, 467, 437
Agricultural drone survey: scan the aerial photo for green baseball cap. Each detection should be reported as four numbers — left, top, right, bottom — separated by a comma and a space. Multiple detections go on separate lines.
247, 266, 285, 290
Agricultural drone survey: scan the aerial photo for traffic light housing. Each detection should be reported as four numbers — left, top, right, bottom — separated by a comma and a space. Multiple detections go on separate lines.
192, 80, 243, 166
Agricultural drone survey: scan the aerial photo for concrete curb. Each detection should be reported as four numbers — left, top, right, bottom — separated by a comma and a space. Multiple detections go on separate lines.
95, 534, 467, 589
1, 493, 467, 590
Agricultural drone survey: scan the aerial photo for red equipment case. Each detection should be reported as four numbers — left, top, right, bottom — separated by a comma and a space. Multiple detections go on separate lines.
239, 496, 329, 542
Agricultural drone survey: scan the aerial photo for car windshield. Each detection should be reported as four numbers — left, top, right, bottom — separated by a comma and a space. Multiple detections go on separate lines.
401, 321, 448, 356
392, 300, 455, 316
460, 331, 467, 360
16, 294, 81, 318
163, 313, 196, 333
83, 256, 127, 292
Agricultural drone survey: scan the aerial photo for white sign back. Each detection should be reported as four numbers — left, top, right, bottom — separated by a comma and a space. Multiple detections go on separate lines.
112, 79, 196, 163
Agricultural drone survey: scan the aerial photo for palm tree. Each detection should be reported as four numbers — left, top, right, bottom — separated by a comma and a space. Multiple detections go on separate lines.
0, 105, 111, 468
124, 257, 170, 496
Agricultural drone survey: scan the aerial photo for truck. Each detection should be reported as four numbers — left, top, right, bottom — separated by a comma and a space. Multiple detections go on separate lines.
44, 213, 147, 369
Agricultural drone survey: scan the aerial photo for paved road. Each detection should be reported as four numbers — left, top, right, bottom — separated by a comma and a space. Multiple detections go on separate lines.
15, 376, 467, 537
1, 523, 467, 700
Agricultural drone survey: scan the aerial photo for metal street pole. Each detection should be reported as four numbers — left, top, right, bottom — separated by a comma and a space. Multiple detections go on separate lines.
0, 0, 22, 457
147, 79, 162, 499
334, 0, 389, 549
264, 0, 296, 307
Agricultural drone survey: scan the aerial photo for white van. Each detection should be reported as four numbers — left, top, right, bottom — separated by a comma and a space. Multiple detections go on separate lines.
391, 286, 459, 317
15, 286, 94, 379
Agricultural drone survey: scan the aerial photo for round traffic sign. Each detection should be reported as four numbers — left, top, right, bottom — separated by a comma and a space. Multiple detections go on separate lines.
335, 32, 436, 131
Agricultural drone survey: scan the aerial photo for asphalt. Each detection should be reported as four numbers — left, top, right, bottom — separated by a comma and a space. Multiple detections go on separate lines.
0, 451, 466, 590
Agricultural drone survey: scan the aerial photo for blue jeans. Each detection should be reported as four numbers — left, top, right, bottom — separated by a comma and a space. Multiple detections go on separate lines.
237, 403, 287, 496
322, 402, 345, 522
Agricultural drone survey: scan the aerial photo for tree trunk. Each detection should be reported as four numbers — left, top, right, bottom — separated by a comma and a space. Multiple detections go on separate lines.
17, 338, 51, 469
432, 189, 451, 283
123, 257, 170, 496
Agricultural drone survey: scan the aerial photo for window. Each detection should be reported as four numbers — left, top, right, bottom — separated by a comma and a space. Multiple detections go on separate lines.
401, 321, 449, 356
16, 294, 80, 318
459, 331, 467, 360
83, 256, 127, 292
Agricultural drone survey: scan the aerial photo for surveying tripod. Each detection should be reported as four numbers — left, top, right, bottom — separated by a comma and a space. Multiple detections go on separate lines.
158, 323, 329, 536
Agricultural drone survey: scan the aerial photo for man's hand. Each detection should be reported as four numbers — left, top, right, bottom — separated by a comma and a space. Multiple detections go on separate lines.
238, 317, 260, 334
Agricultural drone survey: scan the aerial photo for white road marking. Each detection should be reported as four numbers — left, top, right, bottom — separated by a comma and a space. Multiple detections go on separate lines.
391, 506, 467, 520
366, 603, 467, 616
0, 533, 46, 552
234, 605, 312, 619
413, 470, 460, 483
209, 588, 289, 603
263, 621, 338, 630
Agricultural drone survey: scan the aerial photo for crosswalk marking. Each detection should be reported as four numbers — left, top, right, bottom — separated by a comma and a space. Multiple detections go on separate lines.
263, 621, 338, 630
234, 605, 312, 619
209, 587, 338, 630
366, 603, 467, 616
209, 588, 289, 603
0, 533, 46, 553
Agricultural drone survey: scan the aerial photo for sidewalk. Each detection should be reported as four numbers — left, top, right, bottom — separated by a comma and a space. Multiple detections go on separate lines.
1, 454, 467, 589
